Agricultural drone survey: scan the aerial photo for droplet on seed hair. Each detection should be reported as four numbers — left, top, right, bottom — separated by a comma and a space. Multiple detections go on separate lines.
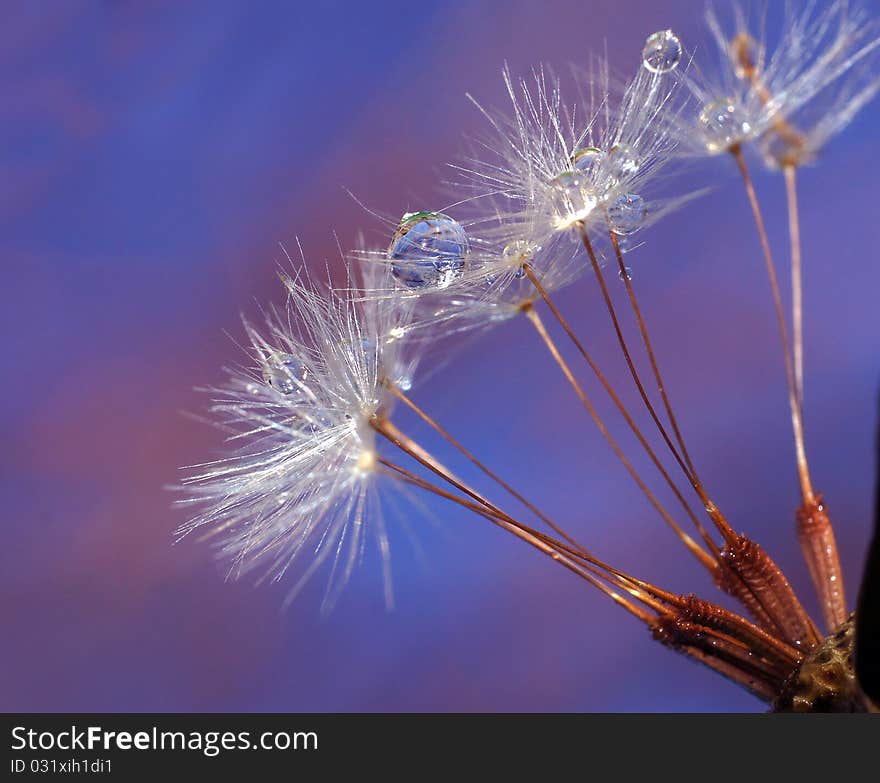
388, 212, 468, 289
606, 144, 640, 181
571, 146, 607, 175
549, 171, 598, 228
263, 352, 309, 395
607, 193, 647, 235
698, 99, 752, 153
642, 30, 682, 74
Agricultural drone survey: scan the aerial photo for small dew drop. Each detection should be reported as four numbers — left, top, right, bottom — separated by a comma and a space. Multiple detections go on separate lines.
618, 266, 633, 282
607, 193, 647, 236
571, 146, 607, 174
263, 352, 308, 395
549, 171, 598, 228
698, 99, 752, 153
642, 30, 682, 74
387, 211, 469, 289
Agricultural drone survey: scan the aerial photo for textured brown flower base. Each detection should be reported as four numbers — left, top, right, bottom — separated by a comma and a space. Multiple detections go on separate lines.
774, 615, 868, 712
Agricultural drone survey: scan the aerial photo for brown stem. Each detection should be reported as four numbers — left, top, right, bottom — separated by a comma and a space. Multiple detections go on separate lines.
384, 381, 586, 554
668, 643, 779, 702
731, 48, 846, 635
674, 594, 802, 670
783, 165, 804, 407
731, 145, 815, 505
719, 534, 821, 650
372, 417, 505, 523
522, 303, 716, 571
576, 229, 740, 547
522, 263, 719, 556
652, 618, 782, 702
378, 422, 677, 619
380, 458, 799, 701
607, 231, 698, 478
578, 225, 692, 485
731, 32, 806, 163
377, 458, 656, 623
797, 497, 848, 631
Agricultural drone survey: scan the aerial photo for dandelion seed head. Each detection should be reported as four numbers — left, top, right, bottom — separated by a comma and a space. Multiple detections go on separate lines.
677, 2, 880, 164
176, 264, 416, 610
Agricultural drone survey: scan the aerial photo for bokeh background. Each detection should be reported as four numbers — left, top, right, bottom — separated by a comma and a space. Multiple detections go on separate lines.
3, 0, 879, 712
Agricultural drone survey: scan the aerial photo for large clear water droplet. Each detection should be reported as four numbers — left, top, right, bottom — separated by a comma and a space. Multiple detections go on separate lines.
606, 144, 640, 182
263, 352, 308, 395
388, 211, 468, 289
698, 99, 752, 153
607, 193, 647, 236
502, 239, 535, 278
549, 171, 598, 228
642, 30, 683, 74
571, 147, 607, 175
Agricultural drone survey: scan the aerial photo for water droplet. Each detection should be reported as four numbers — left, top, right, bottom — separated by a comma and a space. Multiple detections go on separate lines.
394, 373, 412, 392
606, 144, 640, 181
571, 146, 606, 174
263, 352, 308, 395
618, 266, 633, 282
607, 193, 647, 235
388, 211, 468, 289
502, 239, 535, 278
292, 408, 332, 434
642, 30, 683, 74
549, 171, 598, 228
698, 99, 752, 153
387, 326, 407, 341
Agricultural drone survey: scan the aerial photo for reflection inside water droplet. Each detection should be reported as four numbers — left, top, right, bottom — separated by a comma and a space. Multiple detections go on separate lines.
263, 352, 308, 395
606, 144, 640, 182
607, 193, 647, 235
642, 30, 682, 74
388, 212, 469, 289
571, 147, 607, 175
699, 99, 752, 153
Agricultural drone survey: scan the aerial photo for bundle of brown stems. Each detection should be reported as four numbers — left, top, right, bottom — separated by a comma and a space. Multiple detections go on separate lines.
361, 186, 866, 709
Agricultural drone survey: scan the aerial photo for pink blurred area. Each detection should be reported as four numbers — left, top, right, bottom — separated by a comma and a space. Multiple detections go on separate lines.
3, 1, 878, 712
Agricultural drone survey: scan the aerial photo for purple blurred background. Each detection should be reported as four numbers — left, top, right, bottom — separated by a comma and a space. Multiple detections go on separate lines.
3, 0, 879, 712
